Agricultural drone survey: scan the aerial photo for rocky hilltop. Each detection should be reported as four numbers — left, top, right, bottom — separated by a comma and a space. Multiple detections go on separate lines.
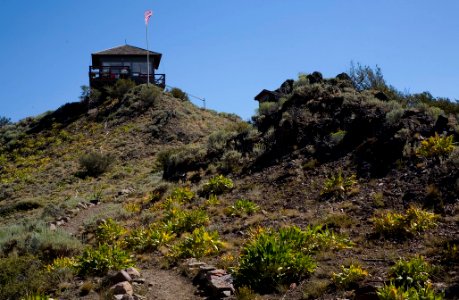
0, 71, 458, 299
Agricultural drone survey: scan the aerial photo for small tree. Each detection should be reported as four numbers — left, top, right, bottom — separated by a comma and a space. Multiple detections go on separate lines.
0, 116, 11, 128
349, 62, 387, 91
79, 151, 114, 177
170, 87, 189, 101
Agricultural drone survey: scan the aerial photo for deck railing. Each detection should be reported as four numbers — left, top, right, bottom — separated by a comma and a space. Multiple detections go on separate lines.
89, 66, 165, 87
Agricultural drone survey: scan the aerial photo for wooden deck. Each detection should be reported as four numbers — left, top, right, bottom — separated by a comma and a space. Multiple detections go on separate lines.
89, 66, 165, 89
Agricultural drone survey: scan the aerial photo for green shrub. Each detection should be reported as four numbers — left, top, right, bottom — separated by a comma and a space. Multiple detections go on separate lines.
125, 224, 175, 252
46, 256, 77, 272
157, 144, 207, 179
76, 244, 133, 276
377, 283, 443, 300
0, 223, 82, 260
170, 87, 189, 101
138, 84, 161, 106
0, 200, 41, 217
332, 264, 368, 289
170, 227, 223, 259
95, 218, 126, 245
416, 133, 455, 158
235, 226, 352, 292
226, 199, 260, 217
321, 170, 357, 196
78, 151, 114, 177
219, 150, 243, 173
200, 175, 234, 196
163, 207, 210, 234
105, 79, 136, 99
389, 256, 433, 289
207, 130, 235, 155
372, 206, 438, 237
386, 108, 406, 125
0, 116, 11, 128
0, 255, 47, 299
169, 187, 194, 203
329, 130, 346, 145
257, 102, 279, 116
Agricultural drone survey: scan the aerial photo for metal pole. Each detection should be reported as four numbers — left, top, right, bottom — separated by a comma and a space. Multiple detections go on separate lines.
146, 22, 150, 85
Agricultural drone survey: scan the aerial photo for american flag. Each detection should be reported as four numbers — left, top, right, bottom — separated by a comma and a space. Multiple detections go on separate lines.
144, 10, 153, 25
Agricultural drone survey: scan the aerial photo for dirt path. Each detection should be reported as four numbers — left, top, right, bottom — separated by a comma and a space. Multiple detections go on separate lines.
60, 203, 203, 300
141, 268, 202, 300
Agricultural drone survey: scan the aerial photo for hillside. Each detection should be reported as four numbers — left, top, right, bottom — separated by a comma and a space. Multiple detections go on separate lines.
0, 73, 458, 300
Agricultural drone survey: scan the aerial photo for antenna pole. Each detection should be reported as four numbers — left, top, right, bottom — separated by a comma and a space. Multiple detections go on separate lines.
146, 23, 150, 85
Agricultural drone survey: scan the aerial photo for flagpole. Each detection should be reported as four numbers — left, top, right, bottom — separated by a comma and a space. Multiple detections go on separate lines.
146, 21, 150, 86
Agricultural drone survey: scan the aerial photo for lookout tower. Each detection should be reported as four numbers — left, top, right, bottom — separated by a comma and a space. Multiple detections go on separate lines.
89, 44, 165, 89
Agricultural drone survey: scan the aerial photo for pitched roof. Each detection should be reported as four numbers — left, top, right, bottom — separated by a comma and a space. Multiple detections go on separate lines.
92, 44, 161, 56
91, 44, 163, 69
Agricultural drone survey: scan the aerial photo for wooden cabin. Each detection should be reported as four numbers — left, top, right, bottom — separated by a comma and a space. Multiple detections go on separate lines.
89, 44, 165, 89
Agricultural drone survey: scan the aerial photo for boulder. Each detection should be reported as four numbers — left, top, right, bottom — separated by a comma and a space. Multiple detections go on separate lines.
111, 270, 132, 284
354, 285, 379, 300
125, 267, 141, 279
110, 281, 133, 295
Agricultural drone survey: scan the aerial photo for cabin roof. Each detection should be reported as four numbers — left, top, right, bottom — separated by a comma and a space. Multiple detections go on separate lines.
254, 89, 281, 102
92, 44, 162, 69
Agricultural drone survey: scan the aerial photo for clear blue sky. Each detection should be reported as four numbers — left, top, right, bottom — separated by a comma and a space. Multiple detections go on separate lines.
1, 1, 458, 122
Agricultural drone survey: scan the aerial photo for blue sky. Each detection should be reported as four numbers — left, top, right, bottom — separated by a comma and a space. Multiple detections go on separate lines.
1, 1, 458, 121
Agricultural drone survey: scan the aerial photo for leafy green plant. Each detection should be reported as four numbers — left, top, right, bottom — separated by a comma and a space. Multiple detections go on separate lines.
389, 256, 433, 289
95, 218, 126, 245
416, 133, 455, 158
170, 227, 223, 259
226, 199, 260, 217
321, 170, 357, 196
329, 130, 347, 145
125, 224, 175, 252
332, 264, 368, 289
0, 255, 47, 300
377, 256, 442, 299
164, 208, 210, 234
169, 87, 189, 101
377, 283, 443, 300
46, 256, 77, 272
78, 151, 114, 177
169, 186, 194, 203
200, 175, 234, 196
105, 79, 136, 99
372, 206, 438, 237
76, 244, 133, 276
235, 226, 352, 292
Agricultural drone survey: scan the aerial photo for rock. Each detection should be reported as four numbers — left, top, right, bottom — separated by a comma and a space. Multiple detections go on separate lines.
186, 258, 207, 268
374, 91, 389, 101
56, 220, 65, 226
336, 72, 352, 81
199, 265, 216, 272
205, 269, 235, 297
49, 223, 57, 231
307, 71, 323, 84
111, 270, 132, 284
118, 188, 134, 196
354, 285, 379, 300
125, 267, 141, 279
132, 278, 145, 284
77, 202, 87, 209
110, 281, 133, 295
